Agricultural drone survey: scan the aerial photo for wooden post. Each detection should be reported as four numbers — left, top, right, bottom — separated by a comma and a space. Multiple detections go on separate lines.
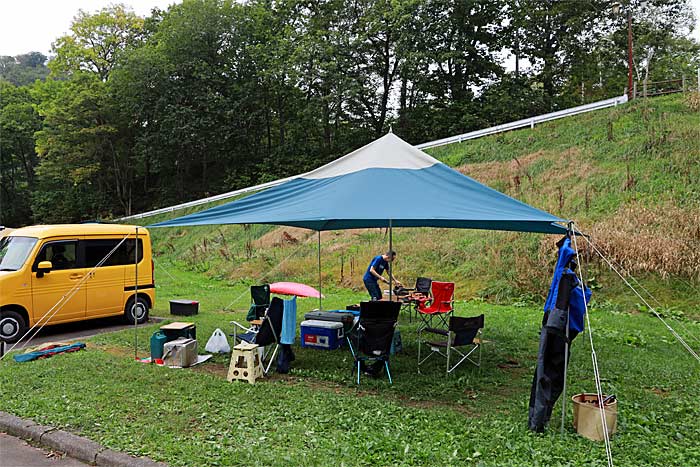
682, 74, 686, 92
633, 81, 637, 99
643, 79, 647, 98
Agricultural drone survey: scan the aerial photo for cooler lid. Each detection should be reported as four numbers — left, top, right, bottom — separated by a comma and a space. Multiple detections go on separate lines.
300, 320, 343, 329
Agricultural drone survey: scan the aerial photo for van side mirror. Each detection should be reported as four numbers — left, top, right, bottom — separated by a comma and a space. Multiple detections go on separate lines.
36, 261, 53, 278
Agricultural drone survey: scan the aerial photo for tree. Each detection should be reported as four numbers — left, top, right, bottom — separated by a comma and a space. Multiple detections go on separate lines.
0, 53, 49, 86
50, 4, 145, 81
0, 81, 41, 225
31, 5, 147, 221
395, 0, 505, 142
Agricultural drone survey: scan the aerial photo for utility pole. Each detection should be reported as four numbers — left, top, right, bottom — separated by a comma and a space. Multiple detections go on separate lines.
627, 10, 634, 100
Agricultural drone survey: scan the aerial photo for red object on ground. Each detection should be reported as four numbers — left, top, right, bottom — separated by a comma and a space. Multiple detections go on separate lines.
270, 282, 324, 298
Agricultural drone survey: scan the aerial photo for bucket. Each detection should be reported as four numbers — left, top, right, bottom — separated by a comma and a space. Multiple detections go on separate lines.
572, 393, 618, 441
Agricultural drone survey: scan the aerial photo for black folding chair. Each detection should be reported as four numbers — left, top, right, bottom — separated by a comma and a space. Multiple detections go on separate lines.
232, 297, 284, 374
353, 301, 401, 384
418, 314, 484, 374
403, 277, 432, 322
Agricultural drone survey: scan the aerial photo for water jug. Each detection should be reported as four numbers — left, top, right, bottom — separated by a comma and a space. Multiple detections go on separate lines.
150, 331, 168, 360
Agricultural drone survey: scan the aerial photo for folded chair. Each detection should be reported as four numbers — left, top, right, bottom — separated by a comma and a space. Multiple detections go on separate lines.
418, 314, 484, 374
245, 284, 271, 322
232, 297, 283, 374
353, 301, 401, 384
416, 281, 454, 330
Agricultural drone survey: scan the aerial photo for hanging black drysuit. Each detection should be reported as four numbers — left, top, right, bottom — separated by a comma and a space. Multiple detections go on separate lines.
528, 235, 591, 432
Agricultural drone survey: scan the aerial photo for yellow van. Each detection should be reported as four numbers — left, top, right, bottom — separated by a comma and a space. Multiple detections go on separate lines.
0, 224, 155, 342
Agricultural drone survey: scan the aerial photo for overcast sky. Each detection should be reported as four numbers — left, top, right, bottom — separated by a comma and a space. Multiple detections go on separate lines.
1, 0, 699, 59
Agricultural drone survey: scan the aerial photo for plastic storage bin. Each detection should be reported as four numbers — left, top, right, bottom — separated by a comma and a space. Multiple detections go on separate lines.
304, 311, 355, 333
301, 320, 344, 350
169, 299, 199, 316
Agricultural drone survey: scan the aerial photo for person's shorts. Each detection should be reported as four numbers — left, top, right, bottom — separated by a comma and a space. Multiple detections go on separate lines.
363, 279, 382, 301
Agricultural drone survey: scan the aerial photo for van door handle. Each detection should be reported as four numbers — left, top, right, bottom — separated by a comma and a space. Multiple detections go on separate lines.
69, 273, 84, 280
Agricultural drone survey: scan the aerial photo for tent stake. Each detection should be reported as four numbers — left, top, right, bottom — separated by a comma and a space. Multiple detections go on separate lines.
134, 227, 139, 361
317, 230, 322, 311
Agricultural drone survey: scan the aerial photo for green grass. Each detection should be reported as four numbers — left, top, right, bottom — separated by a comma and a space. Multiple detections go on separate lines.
2, 269, 700, 466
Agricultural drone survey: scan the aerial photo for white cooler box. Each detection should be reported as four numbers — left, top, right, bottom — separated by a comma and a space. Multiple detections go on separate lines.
301, 320, 344, 350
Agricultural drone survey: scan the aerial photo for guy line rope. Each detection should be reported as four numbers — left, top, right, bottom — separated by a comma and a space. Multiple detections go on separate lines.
578, 231, 700, 364
571, 224, 614, 467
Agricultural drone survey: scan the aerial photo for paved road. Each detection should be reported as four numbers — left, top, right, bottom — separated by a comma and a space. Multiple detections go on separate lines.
8, 317, 163, 351
0, 433, 87, 467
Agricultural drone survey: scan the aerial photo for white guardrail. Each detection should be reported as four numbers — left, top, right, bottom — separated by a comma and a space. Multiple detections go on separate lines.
121, 93, 628, 221
416, 94, 628, 150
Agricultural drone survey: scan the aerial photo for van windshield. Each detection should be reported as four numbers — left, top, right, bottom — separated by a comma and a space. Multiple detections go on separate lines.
0, 236, 38, 271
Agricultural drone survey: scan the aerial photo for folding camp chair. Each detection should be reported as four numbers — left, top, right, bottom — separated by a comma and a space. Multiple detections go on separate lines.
245, 284, 271, 322
416, 281, 454, 330
232, 297, 283, 374
403, 277, 432, 322
418, 314, 484, 374
353, 301, 401, 384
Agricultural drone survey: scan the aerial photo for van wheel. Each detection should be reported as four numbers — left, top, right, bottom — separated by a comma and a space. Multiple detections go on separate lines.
125, 296, 149, 325
0, 310, 27, 343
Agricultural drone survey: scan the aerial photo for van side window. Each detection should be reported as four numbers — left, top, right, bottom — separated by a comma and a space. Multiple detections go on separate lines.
34, 241, 78, 271
83, 239, 143, 267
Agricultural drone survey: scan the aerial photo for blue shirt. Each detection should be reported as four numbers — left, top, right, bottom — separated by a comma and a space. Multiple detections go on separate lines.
363, 255, 388, 283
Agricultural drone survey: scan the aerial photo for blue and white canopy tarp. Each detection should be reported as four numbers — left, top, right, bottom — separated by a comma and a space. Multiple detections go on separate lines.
150, 133, 568, 234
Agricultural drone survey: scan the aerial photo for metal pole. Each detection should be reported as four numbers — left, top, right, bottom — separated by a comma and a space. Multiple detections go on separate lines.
134, 227, 139, 360
317, 230, 322, 311
561, 308, 570, 434
388, 220, 393, 302
627, 10, 633, 101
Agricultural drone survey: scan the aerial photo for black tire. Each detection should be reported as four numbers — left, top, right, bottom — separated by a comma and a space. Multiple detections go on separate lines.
0, 310, 28, 343
124, 296, 149, 325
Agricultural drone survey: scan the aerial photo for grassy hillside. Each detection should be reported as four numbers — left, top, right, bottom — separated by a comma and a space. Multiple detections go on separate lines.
148, 93, 700, 316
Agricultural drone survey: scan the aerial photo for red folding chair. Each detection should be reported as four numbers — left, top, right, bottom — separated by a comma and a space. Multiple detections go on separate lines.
416, 281, 454, 329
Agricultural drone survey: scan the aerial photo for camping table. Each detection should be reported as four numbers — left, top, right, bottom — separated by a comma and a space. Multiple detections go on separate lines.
160, 322, 196, 341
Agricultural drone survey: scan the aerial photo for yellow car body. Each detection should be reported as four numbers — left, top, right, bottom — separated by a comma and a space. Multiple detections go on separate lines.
0, 224, 155, 342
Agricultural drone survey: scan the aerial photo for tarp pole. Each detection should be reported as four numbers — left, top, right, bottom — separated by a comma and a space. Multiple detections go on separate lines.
561, 308, 570, 434
389, 220, 393, 302
134, 227, 139, 360
561, 221, 574, 434
317, 230, 322, 311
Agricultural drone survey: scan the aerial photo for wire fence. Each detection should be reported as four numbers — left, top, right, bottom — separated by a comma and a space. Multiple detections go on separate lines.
633, 76, 694, 98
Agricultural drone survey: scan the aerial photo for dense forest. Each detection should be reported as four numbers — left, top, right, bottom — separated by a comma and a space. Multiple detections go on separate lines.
1, 0, 698, 226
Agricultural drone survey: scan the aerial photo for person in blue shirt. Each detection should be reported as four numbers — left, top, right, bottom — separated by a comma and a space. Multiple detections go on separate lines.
363, 251, 402, 300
